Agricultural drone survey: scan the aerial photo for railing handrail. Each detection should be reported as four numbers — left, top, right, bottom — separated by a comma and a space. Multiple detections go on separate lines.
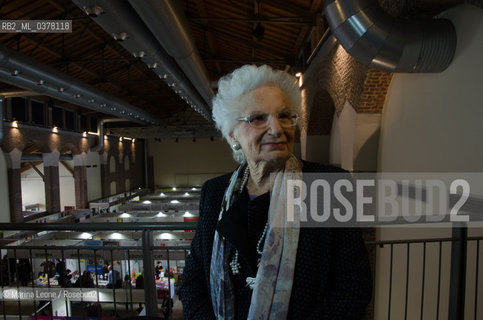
0, 222, 197, 231
0, 245, 191, 250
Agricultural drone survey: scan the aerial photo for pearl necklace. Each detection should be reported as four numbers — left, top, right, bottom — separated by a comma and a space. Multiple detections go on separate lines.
229, 166, 269, 289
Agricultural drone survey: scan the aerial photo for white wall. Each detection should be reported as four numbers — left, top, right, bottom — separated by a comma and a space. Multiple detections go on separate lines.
21, 161, 76, 211
149, 137, 237, 187
376, 5, 483, 319
0, 150, 10, 222
21, 166, 46, 211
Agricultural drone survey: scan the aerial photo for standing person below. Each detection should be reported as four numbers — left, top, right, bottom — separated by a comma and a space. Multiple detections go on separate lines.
180, 65, 372, 319
155, 261, 163, 280
107, 265, 120, 288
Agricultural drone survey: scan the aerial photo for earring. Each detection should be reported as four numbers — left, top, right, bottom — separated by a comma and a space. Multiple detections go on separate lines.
232, 141, 241, 151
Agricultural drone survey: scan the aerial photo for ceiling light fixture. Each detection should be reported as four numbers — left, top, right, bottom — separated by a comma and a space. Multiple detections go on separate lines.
84, 5, 104, 17
113, 32, 128, 41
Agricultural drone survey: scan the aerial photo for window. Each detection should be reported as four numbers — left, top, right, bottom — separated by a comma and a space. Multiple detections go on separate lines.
90, 117, 98, 132
11, 97, 27, 122
31, 100, 45, 125
65, 110, 75, 130
52, 106, 63, 128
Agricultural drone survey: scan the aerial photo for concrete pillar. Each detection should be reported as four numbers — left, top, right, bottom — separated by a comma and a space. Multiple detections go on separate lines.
43, 151, 60, 213
6, 148, 23, 222
99, 151, 110, 198
73, 153, 88, 209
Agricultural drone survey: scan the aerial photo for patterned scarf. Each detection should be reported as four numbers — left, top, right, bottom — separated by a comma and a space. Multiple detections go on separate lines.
210, 155, 302, 319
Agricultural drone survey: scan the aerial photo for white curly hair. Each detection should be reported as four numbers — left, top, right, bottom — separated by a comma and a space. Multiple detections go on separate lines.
212, 64, 301, 163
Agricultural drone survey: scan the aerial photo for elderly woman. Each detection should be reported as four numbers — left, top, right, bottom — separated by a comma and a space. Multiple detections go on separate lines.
180, 65, 372, 319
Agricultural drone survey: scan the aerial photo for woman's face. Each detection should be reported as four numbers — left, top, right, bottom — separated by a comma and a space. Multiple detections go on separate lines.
230, 86, 296, 167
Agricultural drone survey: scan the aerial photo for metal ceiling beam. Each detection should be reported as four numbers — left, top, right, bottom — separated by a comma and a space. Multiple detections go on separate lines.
72, 0, 212, 122
128, 0, 215, 107
0, 44, 159, 125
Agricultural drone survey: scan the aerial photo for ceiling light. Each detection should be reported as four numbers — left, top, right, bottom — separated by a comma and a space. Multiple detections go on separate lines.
12, 121, 18, 128
172, 187, 177, 191
110, 232, 123, 240
191, 187, 197, 191
132, 139, 135, 143
170, 200, 180, 204
148, 62, 158, 69
82, 131, 87, 137
79, 232, 92, 239
73, 93, 80, 98
184, 211, 194, 217
100, 103, 106, 108
133, 51, 145, 58
160, 193, 166, 197
52, 126, 58, 133
143, 200, 152, 204
88, 98, 95, 103
157, 212, 166, 217
159, 233, 174, 240
104, 135, 107, 140
120, 213, 130, 218
84, 5, 104, 17
119, 137, 123, 142
113, 32, 128, 41
184, 192, 190, 196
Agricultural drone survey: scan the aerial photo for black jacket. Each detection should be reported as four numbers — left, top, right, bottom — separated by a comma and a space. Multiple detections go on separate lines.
180, 161, 372, 319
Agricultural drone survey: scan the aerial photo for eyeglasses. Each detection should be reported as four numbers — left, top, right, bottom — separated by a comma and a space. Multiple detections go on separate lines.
237, 111, 299, 128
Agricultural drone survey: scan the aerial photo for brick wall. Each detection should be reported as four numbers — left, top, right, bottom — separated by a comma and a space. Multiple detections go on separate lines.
358, 69, 393, 113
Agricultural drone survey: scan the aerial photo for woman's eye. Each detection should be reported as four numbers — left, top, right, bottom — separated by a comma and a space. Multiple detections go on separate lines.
250, 114, 267, 123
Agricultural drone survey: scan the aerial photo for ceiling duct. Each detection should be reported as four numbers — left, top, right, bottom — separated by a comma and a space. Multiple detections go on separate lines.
324, 0, 457, 73
128, 0, 214, 106
71, 0, 212, 122
0, 44, 159, 125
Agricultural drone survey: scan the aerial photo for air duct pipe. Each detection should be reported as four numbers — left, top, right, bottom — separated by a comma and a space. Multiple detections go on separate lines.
71, 0, 212, 121
92, 118, 130, 153
0, 45, 159, 125
128, 0, 214, 105
324, 0, 457, 73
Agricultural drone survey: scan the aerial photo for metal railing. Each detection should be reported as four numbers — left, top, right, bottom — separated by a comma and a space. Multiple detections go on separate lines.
0, 223, 480, 319
0, 223, 194, 319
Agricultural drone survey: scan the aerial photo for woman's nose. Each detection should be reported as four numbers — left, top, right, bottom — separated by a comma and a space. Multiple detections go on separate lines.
267, 114, 283, 135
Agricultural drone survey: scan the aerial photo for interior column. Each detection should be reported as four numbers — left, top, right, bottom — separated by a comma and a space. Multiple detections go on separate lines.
43, 150, 60, 213
7, 148, 23, 222
73, 152, 88, 209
